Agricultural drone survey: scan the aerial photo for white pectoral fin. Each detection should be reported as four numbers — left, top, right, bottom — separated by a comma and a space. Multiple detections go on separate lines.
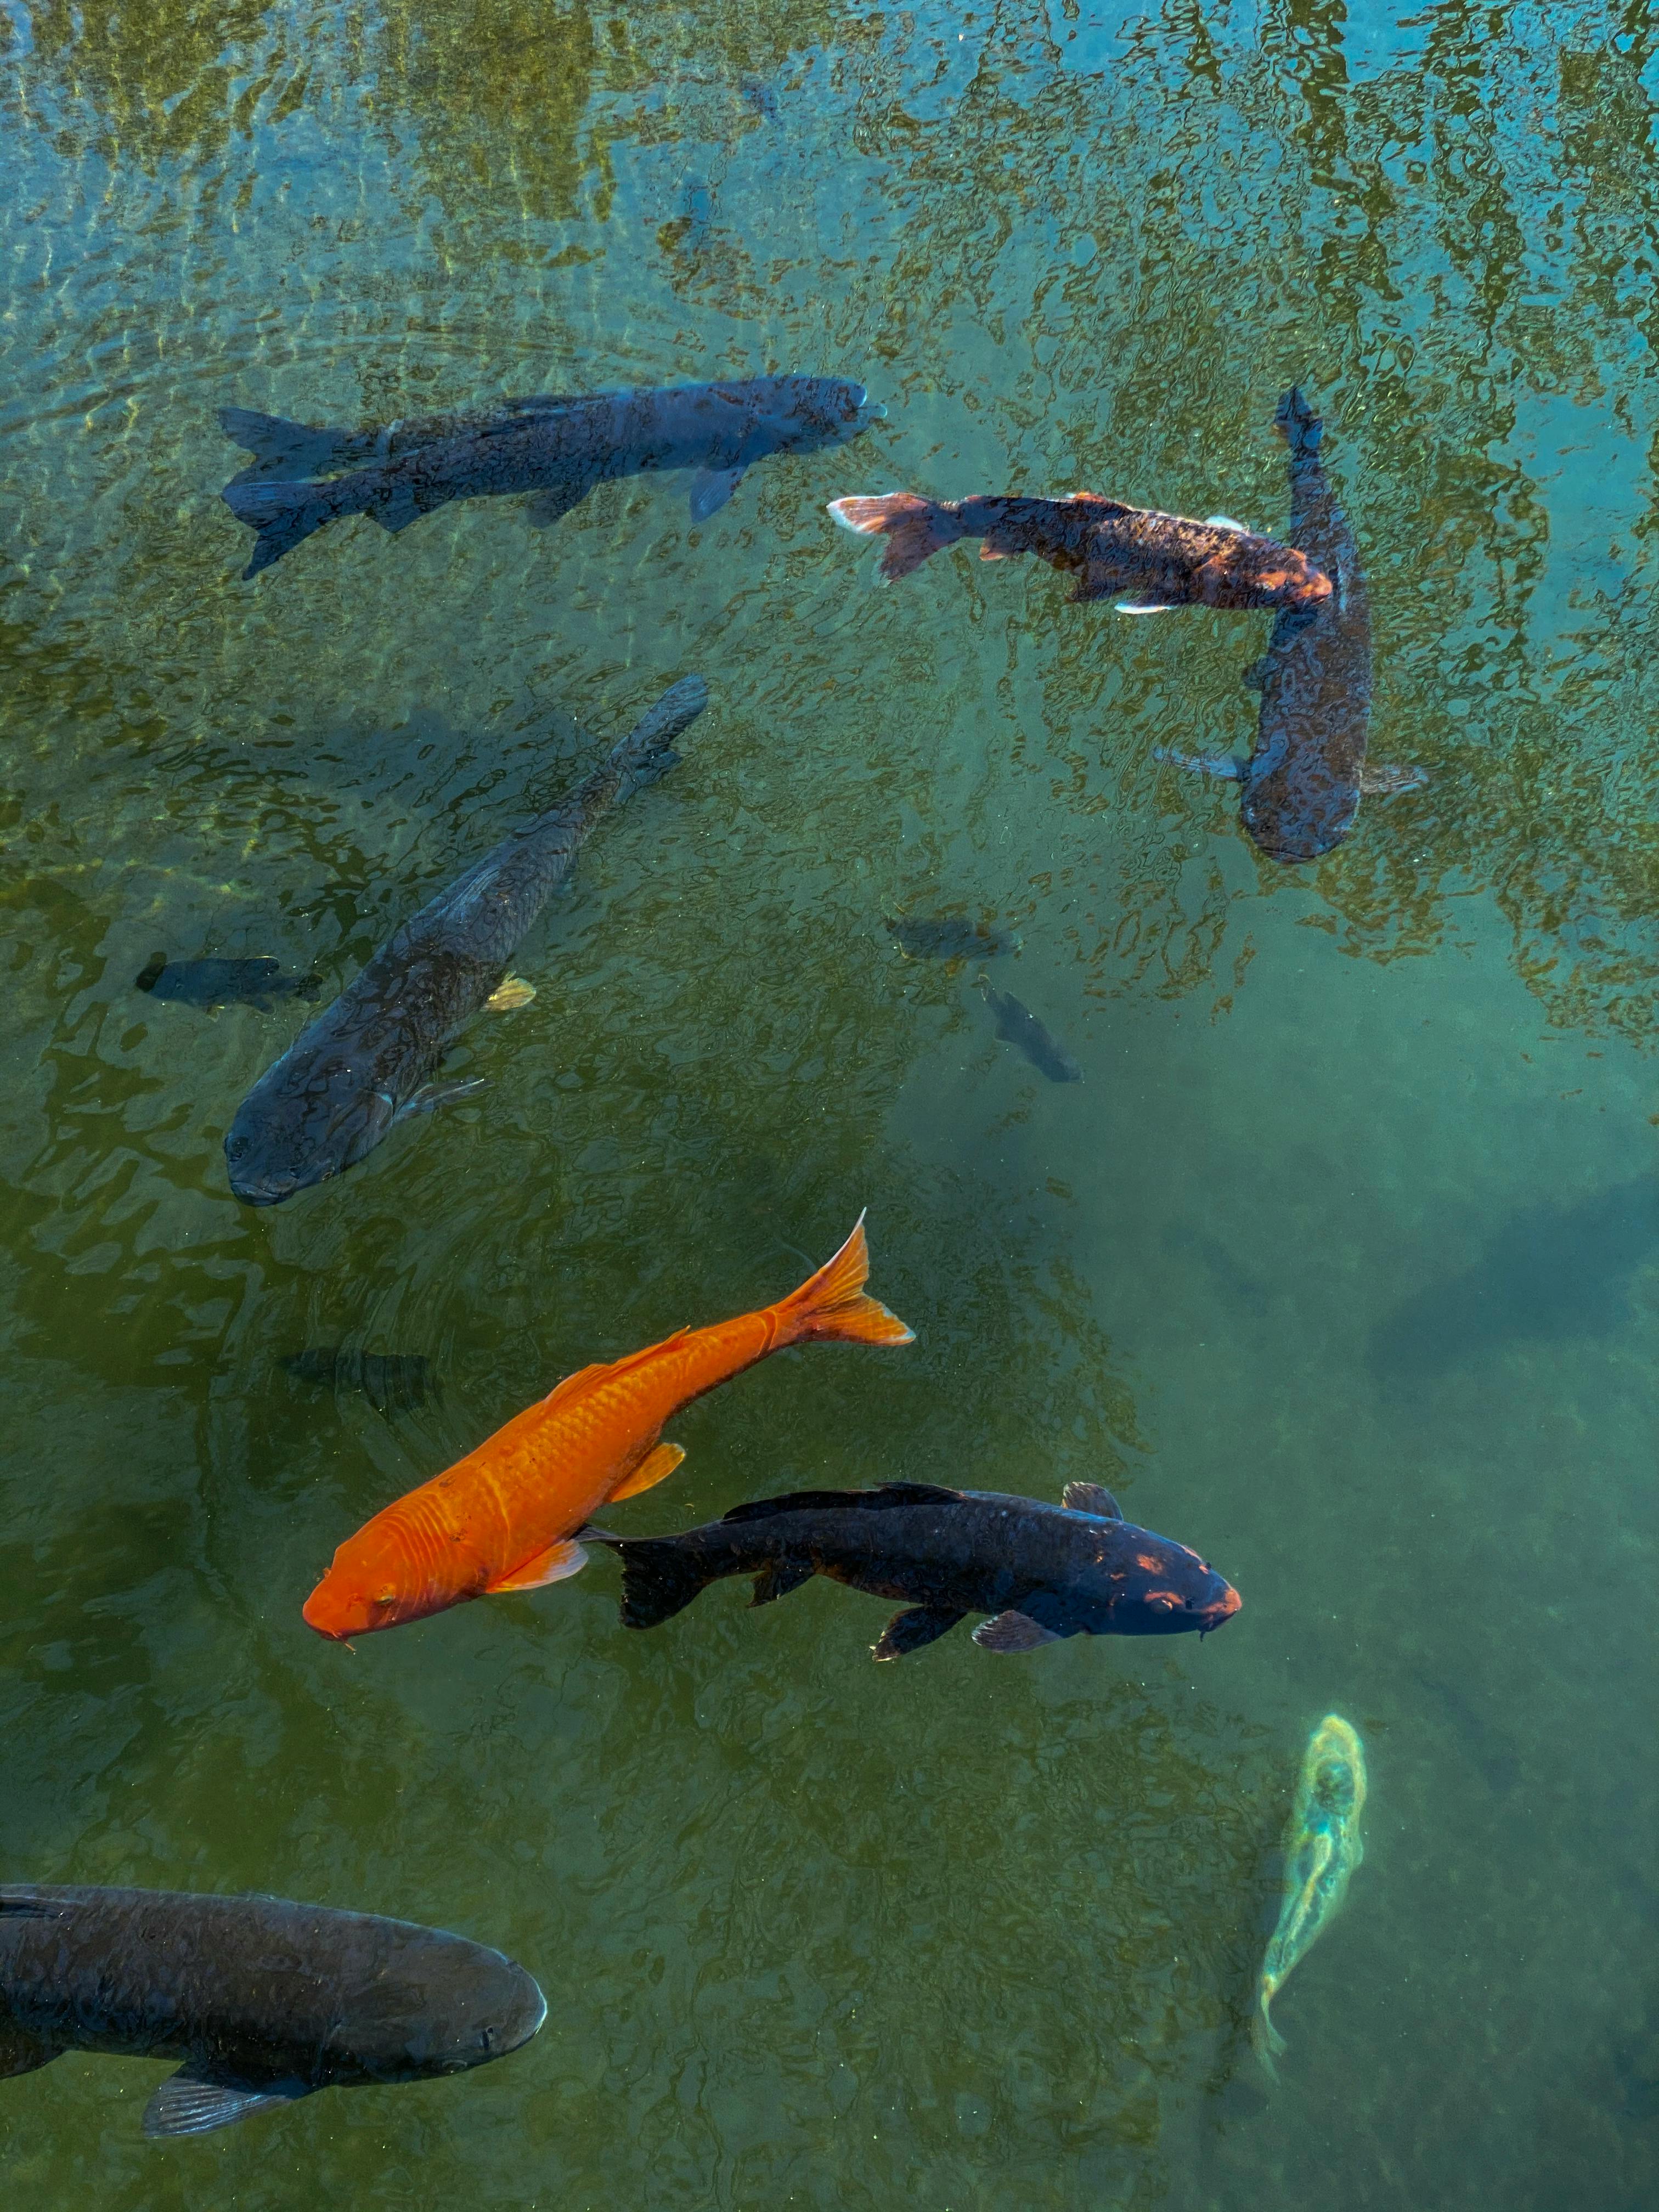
1359, 763, 1430, 796
1115, 599, 1179, 615
1152, 745, 1243, 781
397, 1077, 489, 1121
690, 465, 746, 522
1205, 514, 1251, 533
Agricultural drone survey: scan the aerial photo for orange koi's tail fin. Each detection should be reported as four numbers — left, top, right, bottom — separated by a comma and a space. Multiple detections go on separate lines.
828, 492, 963, 583
774, 1212, 915, 1347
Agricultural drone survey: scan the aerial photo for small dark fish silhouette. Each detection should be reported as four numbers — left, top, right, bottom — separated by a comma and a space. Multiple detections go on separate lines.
224, 676, 709, 1206
1156, 390, 1424, 860
1413, 1671, 1520, 1799
136, 955, 321, 1008
978, 977, 1081, 1081
829, 489, 1330, 613
221, 376, 883, 578
740, 76, 781, 122
283, 1348, 433, 1413
885, 915, 1015, 961
0, 1884, 544, 2138
600, 1479, 1240, 1657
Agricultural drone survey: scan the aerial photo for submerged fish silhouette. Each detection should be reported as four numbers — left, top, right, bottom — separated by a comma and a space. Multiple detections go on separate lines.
601, 1479, 1241, 1657
301, 1216, 913, 1641
1254, 1716, 1367, 2076
221, 376, 883, 578
136, 955, 321, 1008
828, 488, 1330, 613
0, 1884, 543, 2138
1157, 390, 1424, 860
978, 977, 1081, 1081
283, 1348, 433, 1413
224, 677, 708, 1206
885, 914, 1015, 961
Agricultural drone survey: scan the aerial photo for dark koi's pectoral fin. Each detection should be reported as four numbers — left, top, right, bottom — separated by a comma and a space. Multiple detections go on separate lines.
750, 1560, 814, 1607
1062, 1481, 1122, 1519
1359, 763, 1430, 797
972, 1610, 1064, 1654
1152, 745, 1244, 781
397, 1077, 488, 1120
690, 465, 746, 522
523, 483, 589, 530
369, 481, 449, 533
1205, 514, 1252, 534
872, 1605, 966, 1661
144, 2064, 313, 2138
607, 1441, 688, 1504
485, 1538, 588, 1595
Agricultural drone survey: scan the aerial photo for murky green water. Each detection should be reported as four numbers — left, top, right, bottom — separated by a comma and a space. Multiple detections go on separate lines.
2, 1, 1656, 2203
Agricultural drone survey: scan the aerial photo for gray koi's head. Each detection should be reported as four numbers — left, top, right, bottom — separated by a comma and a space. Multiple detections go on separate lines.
224, 1065, 398, 1207
334, 1940, 546, 2083
763, 375, 885, 454
1069, 1524, 1242, 1638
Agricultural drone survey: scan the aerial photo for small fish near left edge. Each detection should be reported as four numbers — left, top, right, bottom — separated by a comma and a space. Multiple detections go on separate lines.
599, 1479, 1240, 1658
224, 676, 708, 1207
0, 1883, 544, 2138
302, 1216, 913, 1641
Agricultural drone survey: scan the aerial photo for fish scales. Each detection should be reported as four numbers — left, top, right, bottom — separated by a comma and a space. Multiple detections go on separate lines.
302, 1218, 912, 1639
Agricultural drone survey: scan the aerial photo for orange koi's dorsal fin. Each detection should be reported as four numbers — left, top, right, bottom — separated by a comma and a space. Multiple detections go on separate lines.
772, 1212, 915, 1348
608, 1440, 687, 1504
540, 1329, 693, 1410
485, 1538, 588, 1595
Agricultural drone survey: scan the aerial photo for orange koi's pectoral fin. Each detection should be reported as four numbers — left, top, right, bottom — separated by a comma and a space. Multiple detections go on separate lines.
484, 1538, 589, 1595
607, 1441, 687, 1504
772, 1211, 915, 1348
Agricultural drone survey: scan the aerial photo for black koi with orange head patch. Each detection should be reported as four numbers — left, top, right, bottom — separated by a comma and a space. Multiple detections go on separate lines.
596, 1481, 1240, 1659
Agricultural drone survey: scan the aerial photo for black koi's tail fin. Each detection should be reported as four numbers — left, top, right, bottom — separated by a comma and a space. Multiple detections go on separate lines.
606, 675, 710, 799
219, 407, 360, 479
220, 477, 334, 579
606, 1537, 720, 1630
827, 491, 964, 583
1275, 388, 1323, 457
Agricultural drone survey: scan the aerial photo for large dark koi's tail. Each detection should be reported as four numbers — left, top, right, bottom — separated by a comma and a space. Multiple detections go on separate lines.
606, 1536, 723, 1630
219, 406, 367, 478
221, 475, 340, 579
772, 1212, 915, 1348
1275, 387, 1323, 458
827, 491, 966, 582
603, 675, 710, 800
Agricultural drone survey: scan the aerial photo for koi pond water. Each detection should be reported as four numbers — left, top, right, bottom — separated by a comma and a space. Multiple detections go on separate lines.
1, 2, 1656, 2207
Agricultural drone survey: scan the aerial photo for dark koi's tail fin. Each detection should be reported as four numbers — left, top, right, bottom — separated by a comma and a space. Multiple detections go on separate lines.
772, 1212, 915, 1348
605, 675, 710, 799
220, 476, 334, 579
827, 491, 964, 582
219, 407, 360, 478
1275, 388, 1323, 458
607, 1537, 720, 1631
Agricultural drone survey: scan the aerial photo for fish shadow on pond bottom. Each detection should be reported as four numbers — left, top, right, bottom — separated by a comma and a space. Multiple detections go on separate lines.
1367, 1177, 1659, 1385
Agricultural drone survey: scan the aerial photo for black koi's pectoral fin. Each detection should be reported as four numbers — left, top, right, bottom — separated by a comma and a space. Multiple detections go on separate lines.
368, 481, 450, 533
523, 483, 590, 530
750, 1560, 815, 1607
690, 465, 746, 522
396, 1077, 489, 1122
1359, 763, 1430, 797
144, 2063, 314, 2138
1152, 746, 1244, 781
972, 1610, 1065, 1654
872, 1605, 967, 1661
1061, 1481, 1122, 1519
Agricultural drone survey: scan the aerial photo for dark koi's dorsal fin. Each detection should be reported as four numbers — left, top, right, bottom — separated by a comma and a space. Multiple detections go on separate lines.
722, 1481, 962, 1525
1062, 1481, 1123, 1519
541, 1329, 692, 1410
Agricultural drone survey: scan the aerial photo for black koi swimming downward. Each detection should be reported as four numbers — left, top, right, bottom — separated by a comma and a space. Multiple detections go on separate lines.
221, 375, 882, 578
224, 677, 708, 1205
599, 1481, 1240, 1659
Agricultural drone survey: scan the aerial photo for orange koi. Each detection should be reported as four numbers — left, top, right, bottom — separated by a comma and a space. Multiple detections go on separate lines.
302, 1216, 912, 1639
